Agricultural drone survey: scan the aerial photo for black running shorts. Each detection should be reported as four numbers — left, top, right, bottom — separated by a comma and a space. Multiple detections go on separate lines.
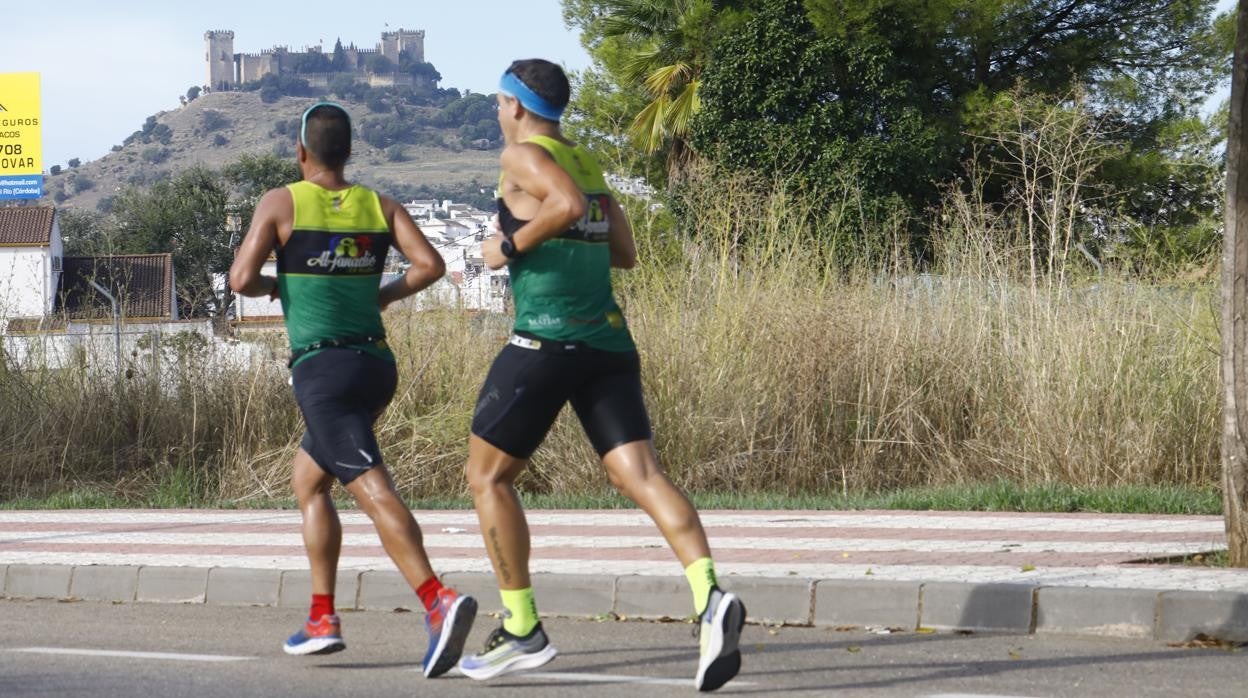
470, 340, 653, 459
291, 348, 398, 484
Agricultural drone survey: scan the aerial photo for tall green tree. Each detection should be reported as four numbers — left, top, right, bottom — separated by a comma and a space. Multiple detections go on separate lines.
59, 209, 115, 256
564, 0, 750, 180
801, 1, 1225, 112
330, 38, 347, 72
688, 0, 1230, 250
111, 167, 231, 318
691, 0, 952, 206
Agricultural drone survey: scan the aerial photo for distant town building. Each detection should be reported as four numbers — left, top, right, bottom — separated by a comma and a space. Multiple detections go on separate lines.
396, 199, 507, 313
606, 173, 656, 201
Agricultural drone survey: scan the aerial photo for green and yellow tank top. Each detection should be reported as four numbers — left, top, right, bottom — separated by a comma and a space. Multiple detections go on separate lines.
497, 135, 634, 352
277, 181, 394, 366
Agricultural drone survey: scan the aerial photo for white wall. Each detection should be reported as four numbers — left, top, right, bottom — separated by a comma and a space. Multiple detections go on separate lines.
0, 247, 51, 319
235, 260, 282, 320
2, 319, 272, 389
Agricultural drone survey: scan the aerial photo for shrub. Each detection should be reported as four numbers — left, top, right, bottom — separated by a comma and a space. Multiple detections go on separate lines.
141, 147, 170, 164
385, 144, 408, 162
200, 110, 230, 133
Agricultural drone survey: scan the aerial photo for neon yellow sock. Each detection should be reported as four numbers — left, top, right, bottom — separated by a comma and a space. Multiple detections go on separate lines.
500, 587, 539, 636
685, 557, 718, 615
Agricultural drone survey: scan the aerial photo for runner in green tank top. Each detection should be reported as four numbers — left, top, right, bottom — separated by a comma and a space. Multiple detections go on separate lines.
279, 178, 394, 367
458, 59, 747, 692
500, 133, 634, 352
228, 102, 477, 678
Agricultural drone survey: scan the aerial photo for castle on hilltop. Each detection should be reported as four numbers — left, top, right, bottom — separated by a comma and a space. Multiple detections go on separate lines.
205, 29, 428, 91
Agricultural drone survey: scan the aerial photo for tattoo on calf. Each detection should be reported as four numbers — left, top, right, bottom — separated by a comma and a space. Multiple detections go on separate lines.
489, 526, 512, 584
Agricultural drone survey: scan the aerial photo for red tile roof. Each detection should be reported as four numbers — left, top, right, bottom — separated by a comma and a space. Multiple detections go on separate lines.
4, 317, 68, 334
0, 206, 55, 246
57, 254, 175, 320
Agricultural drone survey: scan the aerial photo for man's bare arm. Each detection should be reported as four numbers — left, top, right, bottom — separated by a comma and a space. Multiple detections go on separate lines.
605, 195, 636, 269
482, 143, 587, 269
378, 196, 446, 309
229, 188, 289, 298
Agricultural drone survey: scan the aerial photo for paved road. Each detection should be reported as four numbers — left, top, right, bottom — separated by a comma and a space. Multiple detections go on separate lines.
1, 599, 1244, 697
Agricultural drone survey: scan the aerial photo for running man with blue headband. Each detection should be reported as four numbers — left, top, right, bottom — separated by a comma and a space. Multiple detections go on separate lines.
456, 59, 746, 692
229, 102, 477, 679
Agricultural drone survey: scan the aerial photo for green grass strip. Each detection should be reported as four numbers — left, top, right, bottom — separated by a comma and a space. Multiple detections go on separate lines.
0, 480, 1222, 515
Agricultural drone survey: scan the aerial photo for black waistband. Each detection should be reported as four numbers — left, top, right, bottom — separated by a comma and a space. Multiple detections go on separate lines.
510, 332, 590, 353
289, 335, 387, 368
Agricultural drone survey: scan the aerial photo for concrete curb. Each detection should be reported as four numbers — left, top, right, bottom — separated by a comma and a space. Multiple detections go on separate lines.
3, 564, 1247, 643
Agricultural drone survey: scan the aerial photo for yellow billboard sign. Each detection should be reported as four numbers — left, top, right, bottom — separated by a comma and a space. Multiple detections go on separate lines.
0, 72, 42, 200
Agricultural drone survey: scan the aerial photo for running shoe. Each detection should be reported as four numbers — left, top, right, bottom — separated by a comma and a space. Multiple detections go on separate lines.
422, 587, 478, 678
457, 622, 558, 680
283, 613, 346, 655
695, 588, 745, 691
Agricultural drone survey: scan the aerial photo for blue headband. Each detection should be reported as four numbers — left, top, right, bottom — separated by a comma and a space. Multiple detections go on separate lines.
300, 101, 352, 147
498, 71, 564, 122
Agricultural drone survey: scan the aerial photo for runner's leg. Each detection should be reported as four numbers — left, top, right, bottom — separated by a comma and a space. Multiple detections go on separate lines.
458, 344, 568, 679
602, 440, 711, 567
465, 434, 532, 592
292, 447, 341, 598
344, 465, 436, 588
575, 353, 745, 691
282, 444, 347, 655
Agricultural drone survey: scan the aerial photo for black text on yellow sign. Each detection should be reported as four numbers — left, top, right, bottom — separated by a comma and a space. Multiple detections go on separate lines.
0, 72, 42, 201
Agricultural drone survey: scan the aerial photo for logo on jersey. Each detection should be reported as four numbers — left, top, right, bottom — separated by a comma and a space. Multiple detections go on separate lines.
306, 234, 379, 272
572, 194, 610, 242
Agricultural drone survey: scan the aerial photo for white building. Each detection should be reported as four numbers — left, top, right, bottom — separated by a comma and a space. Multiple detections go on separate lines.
606, 173, 655, 200
0, 206, 63, 324
402, 199, 440, 219
232, 257, 283, 323
399, 214, 508, 313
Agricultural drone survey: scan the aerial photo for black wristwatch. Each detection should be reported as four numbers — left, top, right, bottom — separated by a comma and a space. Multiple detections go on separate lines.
500, 236, 523, 260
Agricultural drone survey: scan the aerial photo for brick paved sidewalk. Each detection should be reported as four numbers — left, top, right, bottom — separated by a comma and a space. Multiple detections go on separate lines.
3, 509, 1247, 642
0, 509, 1243, 592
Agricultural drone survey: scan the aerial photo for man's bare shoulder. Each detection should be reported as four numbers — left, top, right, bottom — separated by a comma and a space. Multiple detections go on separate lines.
500, 141, 549, 168
257, 186, 294, 214
375, 191, 399, 210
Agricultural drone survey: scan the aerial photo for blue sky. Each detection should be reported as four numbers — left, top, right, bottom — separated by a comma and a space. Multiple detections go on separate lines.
0, 1, 591, 168
0, 0, 1237, 170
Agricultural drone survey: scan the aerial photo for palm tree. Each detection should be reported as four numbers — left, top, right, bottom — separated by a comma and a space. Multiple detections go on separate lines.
599, 0, 721, 174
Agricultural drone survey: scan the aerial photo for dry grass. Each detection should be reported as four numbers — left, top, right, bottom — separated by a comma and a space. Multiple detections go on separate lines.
0, 173, 1221, 502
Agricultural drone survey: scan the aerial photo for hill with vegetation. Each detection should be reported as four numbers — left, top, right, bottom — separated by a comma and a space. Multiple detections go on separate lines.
44, 86, 503, 213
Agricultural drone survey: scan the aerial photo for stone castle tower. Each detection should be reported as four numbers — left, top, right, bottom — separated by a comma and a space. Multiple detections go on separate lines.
205, 30, 235, 91
203, 29, 427, 92
380, 29, 425, 64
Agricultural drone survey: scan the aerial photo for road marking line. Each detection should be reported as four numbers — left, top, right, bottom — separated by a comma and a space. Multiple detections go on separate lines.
925, 694, 1047, 698
426, 666, 755, 687
517, 671, 754, 687
8, 647, 254, 662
